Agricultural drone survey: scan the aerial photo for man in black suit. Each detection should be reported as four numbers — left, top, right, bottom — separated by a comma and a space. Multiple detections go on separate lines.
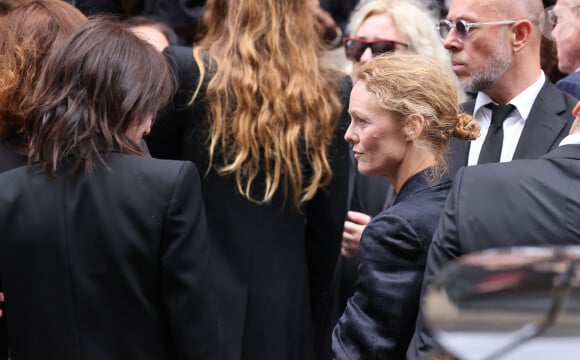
438, 0, 577, 176
408, 100, 580, 358
407, 0, 577, 356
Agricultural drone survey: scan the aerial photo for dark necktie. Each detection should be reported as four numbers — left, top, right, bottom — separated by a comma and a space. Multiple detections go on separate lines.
477, 103, 516, 164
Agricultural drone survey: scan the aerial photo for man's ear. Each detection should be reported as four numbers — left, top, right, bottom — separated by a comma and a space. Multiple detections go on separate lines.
512, 19, 533, 53
569, 102, 580, 135
573, 101, 580, 117
404, 113, 425, 141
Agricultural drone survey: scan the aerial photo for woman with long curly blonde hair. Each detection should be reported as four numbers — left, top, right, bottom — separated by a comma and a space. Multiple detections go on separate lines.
146, 0, 351, 359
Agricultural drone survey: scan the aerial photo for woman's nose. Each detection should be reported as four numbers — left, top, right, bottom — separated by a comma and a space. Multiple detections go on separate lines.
358, 47, 374, 64
344, 122, 357, 144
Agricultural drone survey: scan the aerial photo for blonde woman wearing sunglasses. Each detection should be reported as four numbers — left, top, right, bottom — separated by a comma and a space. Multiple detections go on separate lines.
344, 0, 453, 81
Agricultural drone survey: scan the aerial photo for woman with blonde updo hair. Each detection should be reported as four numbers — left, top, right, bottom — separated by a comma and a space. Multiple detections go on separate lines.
332, 53, 479, 360
337, 0, 464, 300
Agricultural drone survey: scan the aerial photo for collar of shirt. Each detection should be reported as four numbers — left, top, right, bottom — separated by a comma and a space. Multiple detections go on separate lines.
473, 71, 546, 121
467, 72, 546, 165
559, 133, 580, 146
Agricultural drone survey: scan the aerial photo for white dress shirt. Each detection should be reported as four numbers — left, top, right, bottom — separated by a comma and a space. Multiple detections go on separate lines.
559, 133, 580, 146
468, 72, 546, 166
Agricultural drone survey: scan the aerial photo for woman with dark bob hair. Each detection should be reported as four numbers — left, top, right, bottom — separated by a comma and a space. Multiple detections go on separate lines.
0, 18, 220, 360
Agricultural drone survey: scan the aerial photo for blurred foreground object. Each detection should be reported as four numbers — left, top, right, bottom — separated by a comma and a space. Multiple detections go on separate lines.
424, 246, 580, 360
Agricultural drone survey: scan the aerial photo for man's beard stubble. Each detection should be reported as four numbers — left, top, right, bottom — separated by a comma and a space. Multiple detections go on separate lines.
460, 41, 512, 93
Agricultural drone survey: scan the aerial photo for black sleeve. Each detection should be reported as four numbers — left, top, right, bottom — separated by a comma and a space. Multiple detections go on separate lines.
161, 162, 221, 359
333, 214, 428, 359
146, 46, 197, 160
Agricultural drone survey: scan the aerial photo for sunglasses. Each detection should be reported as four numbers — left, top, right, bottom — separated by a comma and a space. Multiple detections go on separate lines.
436, 19, 517, 42
344, 37, 408, 62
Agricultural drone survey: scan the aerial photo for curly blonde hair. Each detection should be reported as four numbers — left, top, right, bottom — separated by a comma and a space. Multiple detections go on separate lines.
192, 0, 343, 207
0, 0, 86, 150
357, 53, 480, 178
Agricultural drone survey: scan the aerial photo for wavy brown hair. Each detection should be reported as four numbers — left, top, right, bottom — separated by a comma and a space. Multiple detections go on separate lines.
358, 53, 480, 179
0, 0, 86, 151
27, 18, 176, 177
192, 0, 343, 207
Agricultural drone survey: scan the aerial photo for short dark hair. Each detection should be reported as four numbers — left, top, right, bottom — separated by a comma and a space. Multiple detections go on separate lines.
27, 17, 176, 176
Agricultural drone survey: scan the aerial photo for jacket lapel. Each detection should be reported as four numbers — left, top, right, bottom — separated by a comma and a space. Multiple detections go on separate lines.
447, 138, 470, 176
513, 80, 573, 159
446, 100, 476, 175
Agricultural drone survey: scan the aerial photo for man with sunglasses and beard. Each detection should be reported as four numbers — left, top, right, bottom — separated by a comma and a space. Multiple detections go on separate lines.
435, 0, 577, 176
408, 0, 578, 358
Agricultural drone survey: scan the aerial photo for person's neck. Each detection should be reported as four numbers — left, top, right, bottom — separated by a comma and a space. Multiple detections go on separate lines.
484, 63, 542, 104
387, 146, 437, 193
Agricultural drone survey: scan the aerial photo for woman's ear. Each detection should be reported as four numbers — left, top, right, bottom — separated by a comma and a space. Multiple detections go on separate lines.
404, 113, 425, 141
140, 116, 153, 136
126, 115, 154, 142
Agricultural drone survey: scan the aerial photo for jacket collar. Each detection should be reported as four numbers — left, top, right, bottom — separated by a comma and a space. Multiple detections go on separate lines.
542, 144, 580, 161
394, 167, 451, 205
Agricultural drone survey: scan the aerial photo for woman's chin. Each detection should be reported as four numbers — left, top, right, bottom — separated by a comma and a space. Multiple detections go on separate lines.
357, 165, 379, 177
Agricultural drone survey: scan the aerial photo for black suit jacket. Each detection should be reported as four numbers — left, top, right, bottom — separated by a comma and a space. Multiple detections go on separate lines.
0, 153, 220, 360
147, 46, 350, 360
447, 79, 578, 175
0, 142, 26, 174
408, 144, 580, 359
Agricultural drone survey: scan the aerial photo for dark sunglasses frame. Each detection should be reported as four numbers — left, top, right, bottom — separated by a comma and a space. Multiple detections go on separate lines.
343, 37, 408, 62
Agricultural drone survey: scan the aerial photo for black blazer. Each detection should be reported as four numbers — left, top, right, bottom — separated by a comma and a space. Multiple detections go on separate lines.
333, 169, 452, 360
0, 153, 220, 360
408, 144, 580, 359
147, 46, 351, 360
447, 79, 578, 175
0, 142, 26, 174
